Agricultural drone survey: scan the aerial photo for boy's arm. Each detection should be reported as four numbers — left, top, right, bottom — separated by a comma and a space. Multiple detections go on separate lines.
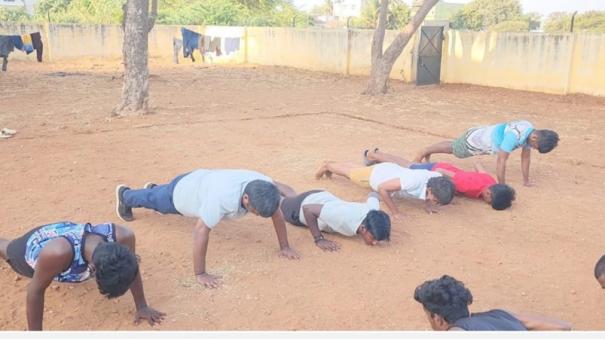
271, 208, 300, 259
302, 204, 340, 252
496, 151, 510, 184
512, 312, 572, 331
114, 225, 165, 326
377, 178, 404, 219
274, 181, 297, 198
193, 219, 221, 288
26, 240, 72, 330
521, 147, 532, 186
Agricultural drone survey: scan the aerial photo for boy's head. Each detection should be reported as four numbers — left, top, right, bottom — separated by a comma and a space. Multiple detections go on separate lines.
483, 184, 516, 210
426, 177, 455, 206
594, 255, 605, 289
243, 180, 281, 218
92, 242, 139, 299
413, 275, 473, 331
359, 210, 391, 245
529, 129, 559, 154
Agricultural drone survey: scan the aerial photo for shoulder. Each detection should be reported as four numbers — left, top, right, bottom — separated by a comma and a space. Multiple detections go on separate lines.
113, 224, 135, 244
36, 238, 73, 269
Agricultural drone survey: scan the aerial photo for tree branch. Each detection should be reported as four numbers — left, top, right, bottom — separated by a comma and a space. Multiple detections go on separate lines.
370, 0, 389, 63
383, 0, 439, 62
147, 0, 158, 32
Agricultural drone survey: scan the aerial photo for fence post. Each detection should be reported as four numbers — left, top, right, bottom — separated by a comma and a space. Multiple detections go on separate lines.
564, 32, 578, 95
243, 26, 248, 64
345, 27, 352, 76
42, 22, 52, 62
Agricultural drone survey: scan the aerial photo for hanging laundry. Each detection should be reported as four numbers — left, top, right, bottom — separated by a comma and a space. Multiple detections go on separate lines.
21, 34, 34, 54
181, 27, 201, 61
173, 38, 183, 64
30, 32, 43, 62
0, 35, 17, 72
208, 37, 222, 56
224, 37, 240, 55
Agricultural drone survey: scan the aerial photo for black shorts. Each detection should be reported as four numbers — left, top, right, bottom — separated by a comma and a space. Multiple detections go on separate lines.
280, 190, 323, 227
5, 227, 39, 278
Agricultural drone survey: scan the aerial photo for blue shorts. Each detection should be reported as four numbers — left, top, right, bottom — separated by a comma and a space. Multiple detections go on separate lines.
409, 162, 436, 171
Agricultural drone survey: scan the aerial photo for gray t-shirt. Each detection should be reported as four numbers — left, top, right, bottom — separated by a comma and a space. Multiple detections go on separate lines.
453, 310, 527, 331
298, 191, 380, 236
172, 169, 273, 228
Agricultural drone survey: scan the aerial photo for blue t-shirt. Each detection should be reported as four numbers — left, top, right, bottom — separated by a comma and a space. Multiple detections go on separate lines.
491, 120, 534, 153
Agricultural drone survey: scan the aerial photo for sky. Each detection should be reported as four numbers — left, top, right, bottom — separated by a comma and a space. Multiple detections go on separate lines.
292, 0, 605, 17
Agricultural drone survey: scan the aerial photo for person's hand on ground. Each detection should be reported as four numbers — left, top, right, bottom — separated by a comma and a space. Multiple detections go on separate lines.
279, 247, 300, 259
315, 238, 340, 252
196, 272, 221, 288
134, 306, 166, 326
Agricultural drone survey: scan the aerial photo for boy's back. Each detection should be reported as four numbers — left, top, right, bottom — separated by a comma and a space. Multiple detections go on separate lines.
370, 163, 441, 200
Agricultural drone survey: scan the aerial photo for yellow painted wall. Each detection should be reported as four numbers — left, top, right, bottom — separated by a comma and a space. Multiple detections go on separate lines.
1, 23, 604, 96
441, 31, 605, 96
568, 33, 605, 97
246, 27, 348, 74
441, 31, 575, 94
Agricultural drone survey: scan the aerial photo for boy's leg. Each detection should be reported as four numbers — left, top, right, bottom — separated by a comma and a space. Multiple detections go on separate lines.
367, 150, 413, 168
0, 238, 9, 260
315, 161, 358, 179
414, 141, 454, 163
122, 173, 188, 215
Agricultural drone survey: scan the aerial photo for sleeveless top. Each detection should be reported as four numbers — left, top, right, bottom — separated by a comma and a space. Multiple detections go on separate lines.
24, 221, 116, 283
453, 309, 527, 331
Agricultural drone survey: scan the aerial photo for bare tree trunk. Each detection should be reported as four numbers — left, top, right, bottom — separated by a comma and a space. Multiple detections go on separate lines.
364, 0, 439, 95
113, 0, 158, 116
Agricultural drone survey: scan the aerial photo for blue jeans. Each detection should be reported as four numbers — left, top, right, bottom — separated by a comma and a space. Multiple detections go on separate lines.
123, 173, 188, 215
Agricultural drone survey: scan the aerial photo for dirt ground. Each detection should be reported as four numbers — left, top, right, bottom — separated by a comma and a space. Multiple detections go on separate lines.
0, 58, 604, 331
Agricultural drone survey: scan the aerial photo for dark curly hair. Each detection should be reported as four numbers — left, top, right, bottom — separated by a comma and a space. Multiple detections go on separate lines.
489, 184, 516, 210
363, 210, 391, 241
427, 176, 455, 205
536, 130, 559, 154
244, 180, 281, 217
92, 242, 139, 299
595, 255, 605, 280
414, 275, 473, 323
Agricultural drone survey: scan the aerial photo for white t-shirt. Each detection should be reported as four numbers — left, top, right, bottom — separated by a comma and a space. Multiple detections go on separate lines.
172, 169, 273, 228
369, 163, 441, 200
298, 191, 380, 236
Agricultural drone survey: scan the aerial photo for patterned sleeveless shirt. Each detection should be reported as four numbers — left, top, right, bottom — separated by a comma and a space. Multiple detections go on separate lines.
24, 221, 116, 283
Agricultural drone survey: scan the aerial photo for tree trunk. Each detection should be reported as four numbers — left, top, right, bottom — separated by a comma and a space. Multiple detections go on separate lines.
364, 0, 439, 95
113, 0, 158, 116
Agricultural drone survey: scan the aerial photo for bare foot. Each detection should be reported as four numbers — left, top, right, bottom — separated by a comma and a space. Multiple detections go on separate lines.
315, 161, 331, 179
413, 150, 429, 163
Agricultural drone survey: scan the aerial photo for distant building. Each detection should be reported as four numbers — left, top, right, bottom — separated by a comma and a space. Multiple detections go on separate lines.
0, 0, 38, 15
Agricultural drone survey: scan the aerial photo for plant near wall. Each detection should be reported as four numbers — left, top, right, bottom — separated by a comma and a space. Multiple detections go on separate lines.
0, 7, 31, 22
451, 0, 522, 30
351, 0, 410, 30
